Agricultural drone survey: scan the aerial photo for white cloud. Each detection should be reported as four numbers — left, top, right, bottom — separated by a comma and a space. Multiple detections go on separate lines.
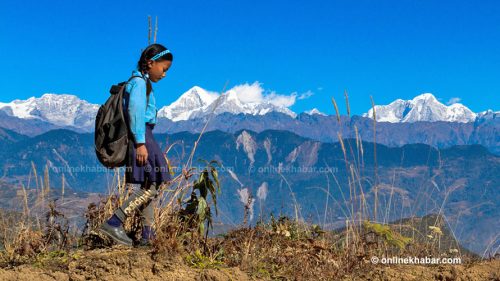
298, 90, 314, 100
447, 97, 462, 105
265, 92, 297, 107
231, 82, 264, 103
226, 81, 307, 108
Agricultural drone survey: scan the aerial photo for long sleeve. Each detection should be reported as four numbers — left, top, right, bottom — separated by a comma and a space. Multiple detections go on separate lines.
145, 91, 158, 124
126, 78, 147, 143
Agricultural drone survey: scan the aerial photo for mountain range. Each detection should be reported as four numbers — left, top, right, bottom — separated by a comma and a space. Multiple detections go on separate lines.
0, 93, 99, 129
0, 89, 497, 130
0, 90, 495, 172
363, 93, 480, 123
1, 90, 498, 154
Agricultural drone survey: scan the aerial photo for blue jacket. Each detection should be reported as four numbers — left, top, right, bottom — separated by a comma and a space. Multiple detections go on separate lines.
123, 70, 158, 143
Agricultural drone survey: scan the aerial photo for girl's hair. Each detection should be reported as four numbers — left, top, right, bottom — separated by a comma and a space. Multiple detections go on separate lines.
137, 43, 174, 73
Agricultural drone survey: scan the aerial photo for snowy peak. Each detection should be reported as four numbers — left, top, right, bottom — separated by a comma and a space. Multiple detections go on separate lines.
0, 93, 99, 129
205, 89, 296, 117
412, 93, 438, 102
304, 108, 326, 116
157, 86, 218, 121
158, 84, 297, 121
363, 93, 477, 123
475, 109, 499, 124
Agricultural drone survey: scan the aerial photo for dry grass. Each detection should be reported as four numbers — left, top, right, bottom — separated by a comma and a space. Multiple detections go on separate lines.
0, 151, 488, 279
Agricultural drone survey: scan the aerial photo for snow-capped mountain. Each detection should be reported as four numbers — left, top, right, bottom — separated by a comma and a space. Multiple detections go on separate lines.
362, 93, 478, 123
476, 109, 499, 120
157, 86, 218, 121
304, 108, 326, 116
201, 89, 297, 118
0, 94, 99, 130
475, 109, 499, 125
157, 86, 297, 121
2, 91, 496, 132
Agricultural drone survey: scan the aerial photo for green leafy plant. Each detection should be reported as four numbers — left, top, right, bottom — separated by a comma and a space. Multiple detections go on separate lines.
33, 250, 68, 268
185, 249, 224, 269
363, 220, 412, 250
310, 224, 325, 238
179, 160, 221, 238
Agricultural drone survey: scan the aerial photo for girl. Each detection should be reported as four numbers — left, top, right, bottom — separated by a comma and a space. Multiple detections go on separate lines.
100, 44, 173, 246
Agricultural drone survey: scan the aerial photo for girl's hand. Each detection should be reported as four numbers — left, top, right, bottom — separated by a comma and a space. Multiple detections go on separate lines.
136, 144, 148, 166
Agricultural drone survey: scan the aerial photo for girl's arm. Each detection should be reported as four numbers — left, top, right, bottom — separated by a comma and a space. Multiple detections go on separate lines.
127, 78, 147, 144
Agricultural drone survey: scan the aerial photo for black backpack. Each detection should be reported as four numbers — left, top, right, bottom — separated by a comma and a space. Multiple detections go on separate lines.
95, 76, 147, 168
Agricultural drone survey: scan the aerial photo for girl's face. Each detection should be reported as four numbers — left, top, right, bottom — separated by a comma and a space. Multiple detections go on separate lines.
146, 60, 172, 82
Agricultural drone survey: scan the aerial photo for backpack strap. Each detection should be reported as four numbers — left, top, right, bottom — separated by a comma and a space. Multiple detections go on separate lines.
109, 77, 137, 95
110, 75, 151, 105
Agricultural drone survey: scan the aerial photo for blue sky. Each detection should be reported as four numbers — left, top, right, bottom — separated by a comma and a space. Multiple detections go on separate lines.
1, 0, 499, 115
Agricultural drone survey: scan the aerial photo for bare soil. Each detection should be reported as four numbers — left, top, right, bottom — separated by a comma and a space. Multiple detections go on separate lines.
0, 247, 498, 281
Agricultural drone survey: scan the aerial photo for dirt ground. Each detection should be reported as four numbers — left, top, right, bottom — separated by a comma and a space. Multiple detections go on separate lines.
0, 248, 498, 281
345, 259, 500, 281
0, 248, 250, 281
